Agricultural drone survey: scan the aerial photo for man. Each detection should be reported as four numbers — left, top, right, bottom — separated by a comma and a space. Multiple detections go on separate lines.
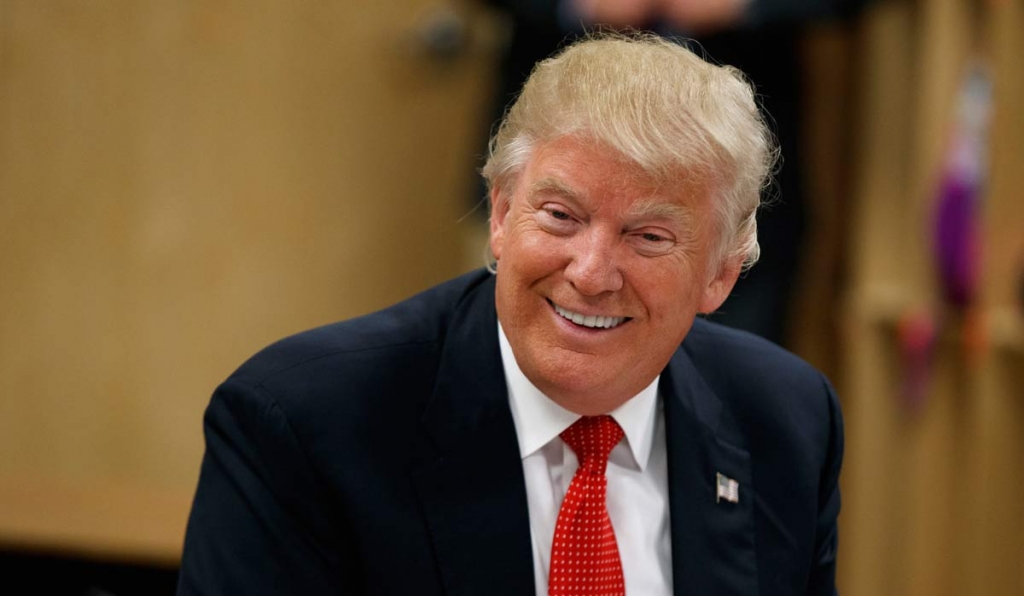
177, 34, 843, 595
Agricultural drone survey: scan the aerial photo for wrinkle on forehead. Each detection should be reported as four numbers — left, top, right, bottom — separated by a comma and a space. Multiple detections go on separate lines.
527, 176, 583, 202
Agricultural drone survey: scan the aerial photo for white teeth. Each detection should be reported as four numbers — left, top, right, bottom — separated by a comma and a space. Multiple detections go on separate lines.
553, 303, 626, 329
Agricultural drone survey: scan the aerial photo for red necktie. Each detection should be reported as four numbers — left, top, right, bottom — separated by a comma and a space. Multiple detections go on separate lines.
548, 415, 626, 596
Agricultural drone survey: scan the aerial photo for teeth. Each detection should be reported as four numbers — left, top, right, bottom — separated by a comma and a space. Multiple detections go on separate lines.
553, 303, 626, 329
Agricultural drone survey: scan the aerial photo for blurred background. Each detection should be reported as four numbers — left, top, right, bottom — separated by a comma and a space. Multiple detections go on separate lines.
0, 1, 1021, 594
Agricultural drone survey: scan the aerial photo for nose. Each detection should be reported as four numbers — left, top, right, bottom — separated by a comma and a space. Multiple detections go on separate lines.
564, 228, 624, 296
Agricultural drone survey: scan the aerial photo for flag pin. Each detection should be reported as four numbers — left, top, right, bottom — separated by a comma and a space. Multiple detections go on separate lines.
716, 472, 739, 504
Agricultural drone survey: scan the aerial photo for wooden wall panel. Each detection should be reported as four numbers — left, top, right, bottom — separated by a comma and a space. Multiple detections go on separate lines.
840, 0, 1024, 594
0, 0, 498, 562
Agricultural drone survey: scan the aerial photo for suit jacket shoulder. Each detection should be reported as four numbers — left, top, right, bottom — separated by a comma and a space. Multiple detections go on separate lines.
682, 317, 839, 459
231, 269, 494, 389
178, 269, 518, 596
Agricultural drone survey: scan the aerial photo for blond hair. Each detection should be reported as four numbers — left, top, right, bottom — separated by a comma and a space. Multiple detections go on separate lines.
481, 33, 778, 269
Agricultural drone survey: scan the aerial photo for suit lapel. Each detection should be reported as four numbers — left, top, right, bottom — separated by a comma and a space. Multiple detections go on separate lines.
662, 348, 759, 596
411, 275, 535, 596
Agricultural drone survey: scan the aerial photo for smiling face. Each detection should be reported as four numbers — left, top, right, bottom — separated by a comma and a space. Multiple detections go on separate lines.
490, 135, 743, 415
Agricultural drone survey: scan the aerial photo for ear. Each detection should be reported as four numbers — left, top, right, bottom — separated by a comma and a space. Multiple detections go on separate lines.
489, 184, 512, 261
698, 254, 745, 314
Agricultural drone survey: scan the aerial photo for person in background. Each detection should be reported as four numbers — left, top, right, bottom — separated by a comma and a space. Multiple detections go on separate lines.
177, 34, 843, 596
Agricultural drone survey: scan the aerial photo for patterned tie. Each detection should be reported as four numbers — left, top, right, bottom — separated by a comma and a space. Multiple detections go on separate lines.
548, 415, 626, 596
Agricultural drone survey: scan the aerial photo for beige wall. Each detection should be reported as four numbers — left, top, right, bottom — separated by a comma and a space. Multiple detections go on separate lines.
838, 1, 1024, 595
0, 0, 497, 563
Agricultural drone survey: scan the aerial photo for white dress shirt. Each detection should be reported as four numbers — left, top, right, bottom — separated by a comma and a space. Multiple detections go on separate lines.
498, 323, 672, 596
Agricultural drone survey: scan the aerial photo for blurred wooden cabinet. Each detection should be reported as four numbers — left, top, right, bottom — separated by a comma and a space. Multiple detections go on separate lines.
0, 0, 499, 563
838, 1, 1024, 595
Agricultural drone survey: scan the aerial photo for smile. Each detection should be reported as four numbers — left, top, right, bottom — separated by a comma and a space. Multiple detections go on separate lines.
551, 302, 629, 329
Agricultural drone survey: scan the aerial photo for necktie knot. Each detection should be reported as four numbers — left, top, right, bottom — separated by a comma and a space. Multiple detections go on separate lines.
560, 415, 624, 474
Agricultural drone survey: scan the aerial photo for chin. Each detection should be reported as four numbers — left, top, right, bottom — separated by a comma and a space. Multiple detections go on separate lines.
528, 356, 635, 413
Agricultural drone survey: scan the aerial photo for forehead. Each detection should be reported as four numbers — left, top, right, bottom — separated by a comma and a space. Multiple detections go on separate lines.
520, 136, 709, 219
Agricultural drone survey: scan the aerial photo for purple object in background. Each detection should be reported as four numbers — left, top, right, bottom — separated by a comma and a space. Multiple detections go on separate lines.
934, 172, 980, 307
1019, 254, 1024, 312
933, 63, 991, 308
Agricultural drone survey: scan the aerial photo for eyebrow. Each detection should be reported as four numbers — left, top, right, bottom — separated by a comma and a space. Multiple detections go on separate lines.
625, 198, 694, 225
528, 176, 695, 225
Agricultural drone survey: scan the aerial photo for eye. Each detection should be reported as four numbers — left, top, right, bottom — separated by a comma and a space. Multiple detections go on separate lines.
629, 228, 677, 256
536, 204, 579, 235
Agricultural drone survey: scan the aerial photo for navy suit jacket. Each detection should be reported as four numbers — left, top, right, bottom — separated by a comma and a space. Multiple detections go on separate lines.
177, 269, 843, 595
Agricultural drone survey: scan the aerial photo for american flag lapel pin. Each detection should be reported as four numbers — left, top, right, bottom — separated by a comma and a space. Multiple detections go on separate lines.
716, 472, 739, 504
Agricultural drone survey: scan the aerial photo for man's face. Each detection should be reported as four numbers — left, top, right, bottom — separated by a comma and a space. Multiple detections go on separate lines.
490, 135, 742, 415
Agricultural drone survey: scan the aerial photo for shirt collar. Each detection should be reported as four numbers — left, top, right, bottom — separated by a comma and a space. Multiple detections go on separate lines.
498, 322, 660, 471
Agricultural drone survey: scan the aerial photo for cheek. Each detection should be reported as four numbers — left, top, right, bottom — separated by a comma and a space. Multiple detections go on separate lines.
634, 267, 703, 320
636, 283, 700, 351
507, 230, 569, 273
